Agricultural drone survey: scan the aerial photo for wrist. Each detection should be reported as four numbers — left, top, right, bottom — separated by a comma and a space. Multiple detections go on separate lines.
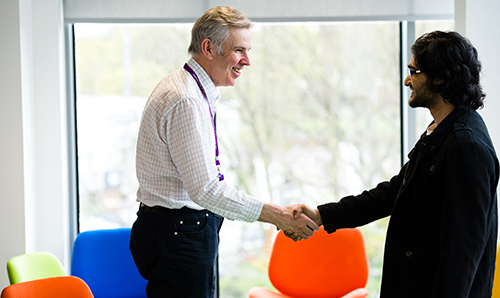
258, 203, 284, 226
315, 209, 323, 226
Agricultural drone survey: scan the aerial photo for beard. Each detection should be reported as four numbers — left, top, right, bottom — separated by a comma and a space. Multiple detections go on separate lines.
408, 81, 440, 109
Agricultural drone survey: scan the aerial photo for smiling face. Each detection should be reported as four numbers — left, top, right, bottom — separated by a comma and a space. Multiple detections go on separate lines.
404, 55, 440, 109
209, 28, 251, 87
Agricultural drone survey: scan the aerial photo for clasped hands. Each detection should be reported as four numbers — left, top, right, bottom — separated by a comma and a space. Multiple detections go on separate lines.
259, 202, 322, 242
282, 204, 323, 242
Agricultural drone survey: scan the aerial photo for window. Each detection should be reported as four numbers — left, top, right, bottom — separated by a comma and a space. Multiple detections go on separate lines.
73, 20, 453, 297
74, 23, 192, 230
413, 21, 455, 137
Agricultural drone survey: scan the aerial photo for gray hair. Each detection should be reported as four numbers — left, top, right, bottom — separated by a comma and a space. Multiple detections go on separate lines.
188, 6, 252, 56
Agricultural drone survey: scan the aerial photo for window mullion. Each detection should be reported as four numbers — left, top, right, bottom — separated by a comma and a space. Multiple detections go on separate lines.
400, 20, 416, 165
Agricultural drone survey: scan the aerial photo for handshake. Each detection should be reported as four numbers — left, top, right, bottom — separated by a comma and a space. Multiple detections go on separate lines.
259, 203, 324, 242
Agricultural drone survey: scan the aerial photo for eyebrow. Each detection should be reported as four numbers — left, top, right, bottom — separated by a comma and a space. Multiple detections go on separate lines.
234, 45, 250, 51
407, 64, 418, 69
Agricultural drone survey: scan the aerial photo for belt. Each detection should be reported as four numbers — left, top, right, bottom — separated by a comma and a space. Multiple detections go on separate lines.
139, 203, 204, 214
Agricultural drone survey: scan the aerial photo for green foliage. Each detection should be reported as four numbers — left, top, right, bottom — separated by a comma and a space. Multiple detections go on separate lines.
75, 24, 192, 97
76, 30, 124, 95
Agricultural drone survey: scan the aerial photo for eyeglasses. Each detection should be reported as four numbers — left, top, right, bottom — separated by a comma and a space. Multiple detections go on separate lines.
408, 69, 422, 77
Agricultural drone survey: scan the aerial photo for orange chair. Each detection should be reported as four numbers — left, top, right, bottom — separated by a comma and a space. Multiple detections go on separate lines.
1, 276, 94, 298
491, 244, 500, 298
248, 227, 369, 298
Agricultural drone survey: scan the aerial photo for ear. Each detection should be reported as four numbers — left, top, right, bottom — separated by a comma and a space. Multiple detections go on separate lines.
434, 78, 444, 85
201, 39, 215, 61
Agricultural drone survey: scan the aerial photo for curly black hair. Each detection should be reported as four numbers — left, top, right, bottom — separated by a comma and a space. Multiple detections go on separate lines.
411, 31, 485, 110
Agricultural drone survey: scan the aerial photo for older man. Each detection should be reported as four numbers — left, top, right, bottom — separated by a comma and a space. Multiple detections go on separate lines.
129, 6, 318, 298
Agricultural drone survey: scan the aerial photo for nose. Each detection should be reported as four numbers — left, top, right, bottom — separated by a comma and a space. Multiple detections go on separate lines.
242, 52, 251, 66
404, 75, 411, 87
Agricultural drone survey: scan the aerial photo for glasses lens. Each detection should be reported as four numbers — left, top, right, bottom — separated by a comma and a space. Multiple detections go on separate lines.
409, 69, 418, 76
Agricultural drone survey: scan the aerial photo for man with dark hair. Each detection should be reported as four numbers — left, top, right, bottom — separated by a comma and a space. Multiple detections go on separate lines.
129, 6, 318, 298
295, 31, 499, 297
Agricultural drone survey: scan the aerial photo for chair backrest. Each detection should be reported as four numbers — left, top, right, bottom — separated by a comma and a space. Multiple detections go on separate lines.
7, 252, 66, 284
1, 276, 94, 298
491, 244, 500, 297
71, 228, 147, 298
268, 227, 369, 298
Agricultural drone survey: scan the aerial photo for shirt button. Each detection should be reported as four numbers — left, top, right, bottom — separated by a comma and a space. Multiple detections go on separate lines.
406, 251, 412, 257
429, 165, 435, 171
421, 142, 426, 147
174, 232, 178, 236
402, 179, 407, 185
180, 221, 183, 224
206, 213, 209, 217
197, 221, 200, 225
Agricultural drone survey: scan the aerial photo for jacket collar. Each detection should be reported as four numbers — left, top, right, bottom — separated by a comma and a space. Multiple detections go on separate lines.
412, 107, 470, 157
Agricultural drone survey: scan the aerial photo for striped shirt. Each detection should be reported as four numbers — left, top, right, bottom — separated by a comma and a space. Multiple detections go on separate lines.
135, 58, 263, 222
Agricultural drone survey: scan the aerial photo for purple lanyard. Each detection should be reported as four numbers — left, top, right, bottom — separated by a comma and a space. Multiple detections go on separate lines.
183, 63, 224, 181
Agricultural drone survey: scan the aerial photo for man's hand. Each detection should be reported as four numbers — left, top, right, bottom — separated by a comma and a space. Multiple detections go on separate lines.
258, 203, 319, 241
281, 204, 320, 240
284, 204, 323, 241
294, 204, 322, 225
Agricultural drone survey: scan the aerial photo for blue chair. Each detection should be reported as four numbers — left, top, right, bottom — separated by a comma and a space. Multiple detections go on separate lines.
71, 228, 147, 298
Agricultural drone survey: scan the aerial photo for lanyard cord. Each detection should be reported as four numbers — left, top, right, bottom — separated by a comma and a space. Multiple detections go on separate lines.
183, 63, 224, 181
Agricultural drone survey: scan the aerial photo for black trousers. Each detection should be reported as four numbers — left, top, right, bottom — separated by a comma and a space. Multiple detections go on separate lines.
129, 205, 224, 298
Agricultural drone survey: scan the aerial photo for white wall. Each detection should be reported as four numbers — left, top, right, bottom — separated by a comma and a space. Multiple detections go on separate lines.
0, 0, 499, 289
456, 0, 500, 156
0, 0, 28, 288
0, 0, 69, 288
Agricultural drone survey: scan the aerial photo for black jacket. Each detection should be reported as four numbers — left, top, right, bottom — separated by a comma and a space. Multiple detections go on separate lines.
318, 108, 499, 298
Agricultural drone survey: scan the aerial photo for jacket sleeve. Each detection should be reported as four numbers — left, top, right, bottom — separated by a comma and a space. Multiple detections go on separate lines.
431, 138, 499, 297
318, 163, 406, 233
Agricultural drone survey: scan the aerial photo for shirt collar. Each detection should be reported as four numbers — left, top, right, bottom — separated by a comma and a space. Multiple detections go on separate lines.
416, 107, 470, 155
186, 57, 220, 106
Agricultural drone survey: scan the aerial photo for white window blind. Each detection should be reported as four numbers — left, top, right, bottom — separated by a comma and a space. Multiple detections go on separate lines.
63, 0, 454, 23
